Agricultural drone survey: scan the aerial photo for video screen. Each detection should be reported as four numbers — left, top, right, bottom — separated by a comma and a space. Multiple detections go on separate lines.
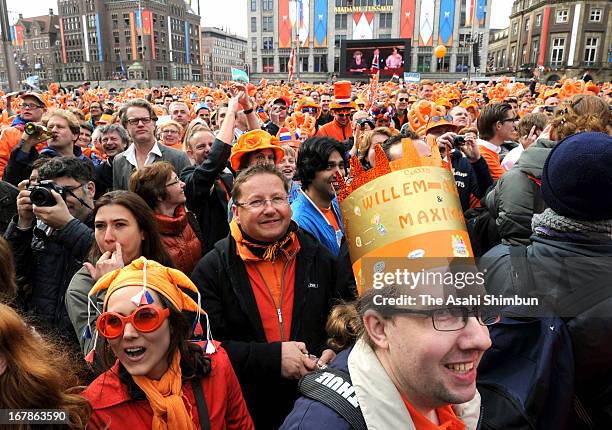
340, 38, 411, 78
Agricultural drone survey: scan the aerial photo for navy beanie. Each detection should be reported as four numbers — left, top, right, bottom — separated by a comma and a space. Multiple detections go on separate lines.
541, 132, 612, 221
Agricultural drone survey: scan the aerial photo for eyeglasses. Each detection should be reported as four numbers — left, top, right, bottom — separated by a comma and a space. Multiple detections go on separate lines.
391, 306, 500, 331
336, 112, 352, 118
273, 105, 288, 111
21, 103, 43, 110
429, 115, 454, 123
301, 107, 319, 114
126, 117, 153, 126
397, 98, 409, 102
500, 117, 519, 124
160, 129, 179, 134
235, 195, 289, 210
96, 305, 170, 339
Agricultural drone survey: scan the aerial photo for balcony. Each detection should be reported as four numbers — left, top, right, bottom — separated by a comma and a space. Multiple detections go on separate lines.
580, 61, 608, 69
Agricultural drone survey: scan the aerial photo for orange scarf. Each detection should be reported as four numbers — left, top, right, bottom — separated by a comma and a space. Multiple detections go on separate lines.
230, 219, 298, 261
132, 351, 196, 430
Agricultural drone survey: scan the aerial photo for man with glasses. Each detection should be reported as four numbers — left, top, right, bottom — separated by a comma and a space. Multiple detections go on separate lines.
112, 98, 190, 190
391, 91, 410, 129
4, 156, 95, 348
192, 162, 350, 430
316, 82, 357, 142
476, 103, 519, 181
292, 137, 347, 256
0, 92, 47, 178
281, 263, 495, 429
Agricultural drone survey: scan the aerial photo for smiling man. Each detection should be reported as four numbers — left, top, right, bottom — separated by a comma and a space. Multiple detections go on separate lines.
291, 137, 347, 256
316, 81, 356, 142
112, 99, 190, 190
191, 162, 352, 430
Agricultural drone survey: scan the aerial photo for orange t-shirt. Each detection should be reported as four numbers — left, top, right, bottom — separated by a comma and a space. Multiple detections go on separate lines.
478, 144, 505, 181
319, 205, 340, 233
401, 393, 465, 430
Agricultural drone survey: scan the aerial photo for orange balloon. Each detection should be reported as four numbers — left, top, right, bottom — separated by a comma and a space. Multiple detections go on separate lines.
434, 45, 447, 59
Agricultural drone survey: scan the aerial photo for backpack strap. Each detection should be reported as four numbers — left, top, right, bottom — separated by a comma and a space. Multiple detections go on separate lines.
190, 378, 211, 430
298, 368, 367, 430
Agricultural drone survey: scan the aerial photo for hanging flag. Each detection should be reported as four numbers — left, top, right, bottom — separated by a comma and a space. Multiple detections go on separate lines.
129, 11, 137, 59
438, 0, 455, 46
95, 14, 103, 62
298, 0, 310, 47
314, 0, 328, 48
465, 0, 475, 26
289, 0, 299, 27
476, 0, 486, 26
59, 19, 67, 63
288, 47, 295, 81
418, 0, 435, 46
142, 10, 152, 35
14, 25, 24, 46
400, 0, 415, 39
119, 52, 127, 76
185, 21, 190, 64
537, 6, 550, 66
279, 0, 292, 48
352, 13, 374, 40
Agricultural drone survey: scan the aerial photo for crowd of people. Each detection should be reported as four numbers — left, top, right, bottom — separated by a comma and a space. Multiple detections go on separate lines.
0, 73, 611, 429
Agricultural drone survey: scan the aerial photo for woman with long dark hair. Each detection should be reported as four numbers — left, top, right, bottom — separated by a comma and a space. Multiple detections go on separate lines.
66, 190, 174, 357
82, 258, 254, 429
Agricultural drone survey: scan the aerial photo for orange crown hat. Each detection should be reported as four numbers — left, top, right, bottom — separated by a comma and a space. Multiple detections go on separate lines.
435, 97, 453, 110
585, 81, 600, 95
85, 257, 215, 360
459, 98, 479, 118
230, 129, 285, 171
96, 114, 114, 126
284, 111, 317, 144
330, 81, 357, 110
424, 105, 458, 135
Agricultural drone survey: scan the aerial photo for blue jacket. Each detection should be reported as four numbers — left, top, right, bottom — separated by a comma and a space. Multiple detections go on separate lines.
280, 348, 354, 430
291, 192, 344, 256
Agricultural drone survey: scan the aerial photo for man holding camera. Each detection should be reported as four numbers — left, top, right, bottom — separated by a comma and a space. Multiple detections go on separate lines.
4, 156, 95, 345
3, 109, 90, 187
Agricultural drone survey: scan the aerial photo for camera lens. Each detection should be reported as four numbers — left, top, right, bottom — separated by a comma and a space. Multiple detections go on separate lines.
29, 187, 56, 207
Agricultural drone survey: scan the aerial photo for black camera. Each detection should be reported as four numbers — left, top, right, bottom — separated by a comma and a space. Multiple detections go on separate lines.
453, 135, 466, 147
544, 106, 556, 113
28, 180, 66, 207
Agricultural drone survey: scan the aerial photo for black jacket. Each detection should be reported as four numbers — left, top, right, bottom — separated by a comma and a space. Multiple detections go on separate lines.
93, 159, 113, 199
316, 112, 334, 127
0, 180, 18, 235
450, 150, 493, 212
190, 229, 349, 430
483, 235, 612, 425
3, 214, 94, 344
180, 138, 233, 254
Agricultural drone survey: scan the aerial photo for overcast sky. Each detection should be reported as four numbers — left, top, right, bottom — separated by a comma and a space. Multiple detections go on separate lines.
7, 0, 513, 36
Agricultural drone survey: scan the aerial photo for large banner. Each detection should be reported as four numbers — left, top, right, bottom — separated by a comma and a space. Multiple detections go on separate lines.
438, 0, 455, 46
313, 0, 328, 47
476, 0, 486, 26
353, 12, 374, 40
537, 6, 551, 66
298, 0, 310, 47
95, 14, 103, 62
418, 0, 435, 46
279, 0, 292, 48
465, 0, 474, 26
400, 0, 415, 39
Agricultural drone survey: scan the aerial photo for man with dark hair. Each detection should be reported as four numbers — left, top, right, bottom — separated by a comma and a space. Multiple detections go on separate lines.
292, 136, 346, 256
113, 98, 190, 190
4, 156, 95, 345
476, 102, 518, 180
391, 91, 410, 129
316, 94, 334, 127
191, 162, 350, 429
88, 101, 103, 127
94, 124, 129, 198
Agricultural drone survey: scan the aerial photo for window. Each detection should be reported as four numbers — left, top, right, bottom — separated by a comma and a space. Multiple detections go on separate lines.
314, 55, 327, 72
251, 57, 257, 72
512, 22, 519, 36
379, 33, 391, 39
262, 16, 273, 32
262, 57, 274, 73
524, 17, 530, 32
262, 36, 273, 50
530, 39, 539, 63
456, 55, 469, 72
300, 55, 308, 72
262, 0, 272, 11
279, 56, 289, 73
379, 13, 392, 29
250, 0, 256, 11
556, 9, 568, 23
589, 8, 602, 22
417, 55, 430, 72
335, 15, 347, 29
535, 14, 542, 26
551, 37, 565, 64
510, 45, 516, 65
334, 34, 346, 48
251, 17, 257, 32
251, 38, 257, 50
521, 44, 527, 64
584, 37, 598, 63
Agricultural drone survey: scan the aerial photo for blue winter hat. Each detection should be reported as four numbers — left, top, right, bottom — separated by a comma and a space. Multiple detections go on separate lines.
541, 132, 612, 221
195, 102, 210, 113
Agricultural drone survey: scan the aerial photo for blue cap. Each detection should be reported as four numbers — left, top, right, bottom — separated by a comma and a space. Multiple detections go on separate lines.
195, 102, 210, 113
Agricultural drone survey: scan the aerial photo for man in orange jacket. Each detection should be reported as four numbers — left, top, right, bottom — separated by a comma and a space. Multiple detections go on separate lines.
0, 93, 47, 177
316, 81, 356, 142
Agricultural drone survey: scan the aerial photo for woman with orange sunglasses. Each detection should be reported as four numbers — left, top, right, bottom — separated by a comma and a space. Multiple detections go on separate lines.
82, 258, 254, 430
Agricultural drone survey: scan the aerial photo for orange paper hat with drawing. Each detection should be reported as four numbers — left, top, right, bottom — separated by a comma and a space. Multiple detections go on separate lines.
336, 139, 473, 295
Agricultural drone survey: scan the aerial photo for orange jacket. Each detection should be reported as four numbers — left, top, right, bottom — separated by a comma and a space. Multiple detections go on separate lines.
156, 206, 203, 275
478, 144, 505, 181
316, 119, 352, 142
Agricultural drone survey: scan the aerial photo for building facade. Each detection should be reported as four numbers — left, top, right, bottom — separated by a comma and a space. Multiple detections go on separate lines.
247, 0, 492, 82
12, 11, 62, 85
486, 0, 611, 82
55, 0, 201, 85
200, 27, 248, 85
